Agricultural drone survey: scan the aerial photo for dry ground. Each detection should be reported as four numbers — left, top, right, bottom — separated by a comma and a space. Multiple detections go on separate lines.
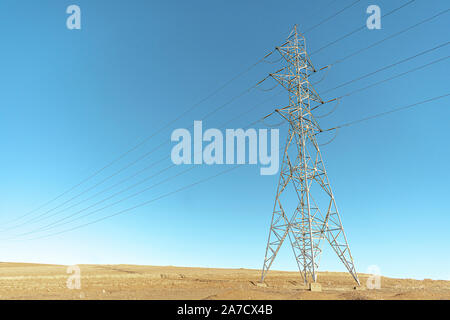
0, 262, 449, 300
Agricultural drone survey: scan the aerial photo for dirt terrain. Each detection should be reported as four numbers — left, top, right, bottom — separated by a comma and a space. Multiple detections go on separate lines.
0, 262, 448, 300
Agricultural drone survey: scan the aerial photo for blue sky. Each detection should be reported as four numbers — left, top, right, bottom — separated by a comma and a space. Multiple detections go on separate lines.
0, 0, 449, 281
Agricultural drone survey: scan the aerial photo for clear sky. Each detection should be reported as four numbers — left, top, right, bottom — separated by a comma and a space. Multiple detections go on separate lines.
0, 0, 449, 281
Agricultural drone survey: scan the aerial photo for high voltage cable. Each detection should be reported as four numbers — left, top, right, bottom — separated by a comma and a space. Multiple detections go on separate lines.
321, 41, 450, 94
263, 53, 449, 119
7, 166, 198, 240
320, 93, 450, 132
1, 76, 272, 232
310, 0, 416, 56
311, 55, 449, 111
2, 50, 275, 227
7, 3, 415, 224
10, 91, 450, 242
332, 55, 449, 101
301, 0, 340, 25
18, 141, 291, 242
7, 50, 447, 238
2, 92, 283, 237
4, 2, 381, 228
10, 45, 448, 235
327, 7, 450, 66
8, 52, 449, 238
5, 4, 438, 231
18, 155, 167, 226
303, 0, 361, 34
12, 165, 186, 237
36, 92, 283, 229
20, 165, 244, 242
22, 43, 446, 235
311, 7, 450, 72
2, 3, 445, 244
8, 44, 448, 234
5, 109, 285, 240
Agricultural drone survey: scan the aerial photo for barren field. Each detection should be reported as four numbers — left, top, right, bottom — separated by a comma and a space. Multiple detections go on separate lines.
0, 262, 449, 300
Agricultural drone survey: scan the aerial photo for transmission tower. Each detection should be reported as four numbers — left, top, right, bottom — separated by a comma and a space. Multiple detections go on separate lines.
261, 25, 360, 285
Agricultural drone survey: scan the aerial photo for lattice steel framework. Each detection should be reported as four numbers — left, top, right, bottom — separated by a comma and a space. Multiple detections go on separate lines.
261, 26, 360, 285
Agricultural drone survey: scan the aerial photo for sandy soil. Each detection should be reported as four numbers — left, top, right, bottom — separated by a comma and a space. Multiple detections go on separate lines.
0, 262, 448, 300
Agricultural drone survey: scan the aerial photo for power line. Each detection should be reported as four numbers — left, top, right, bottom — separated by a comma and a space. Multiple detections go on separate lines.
7, 2, 421, 228
310, 55, 449, 112
333, 55, 449, 100
320, 93, 450, 132
328, 7, 450, 66
4, 0, 376, 230
8, 166, 197, 240
1, 76, 271, 232
22, 165, 243, 242
9, 48, 449, 242
3, 92, 283, 238
2, 49, 275, 227
12, 165, 185, 237
15, 145, 287, 241
45, 93, 283, 228
310, 7, 450, 74
264, 53, 449, 118
13, 49, 450, 243
303, 0, 361, 34
310, 0, 416, 56
6, 5, 443, 239
301, 0, 340, 26
11, 57, 448, 239
321, 41, 450, 94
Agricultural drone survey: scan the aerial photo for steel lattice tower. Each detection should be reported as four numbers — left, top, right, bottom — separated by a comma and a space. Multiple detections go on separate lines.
261, 26, 360, 285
